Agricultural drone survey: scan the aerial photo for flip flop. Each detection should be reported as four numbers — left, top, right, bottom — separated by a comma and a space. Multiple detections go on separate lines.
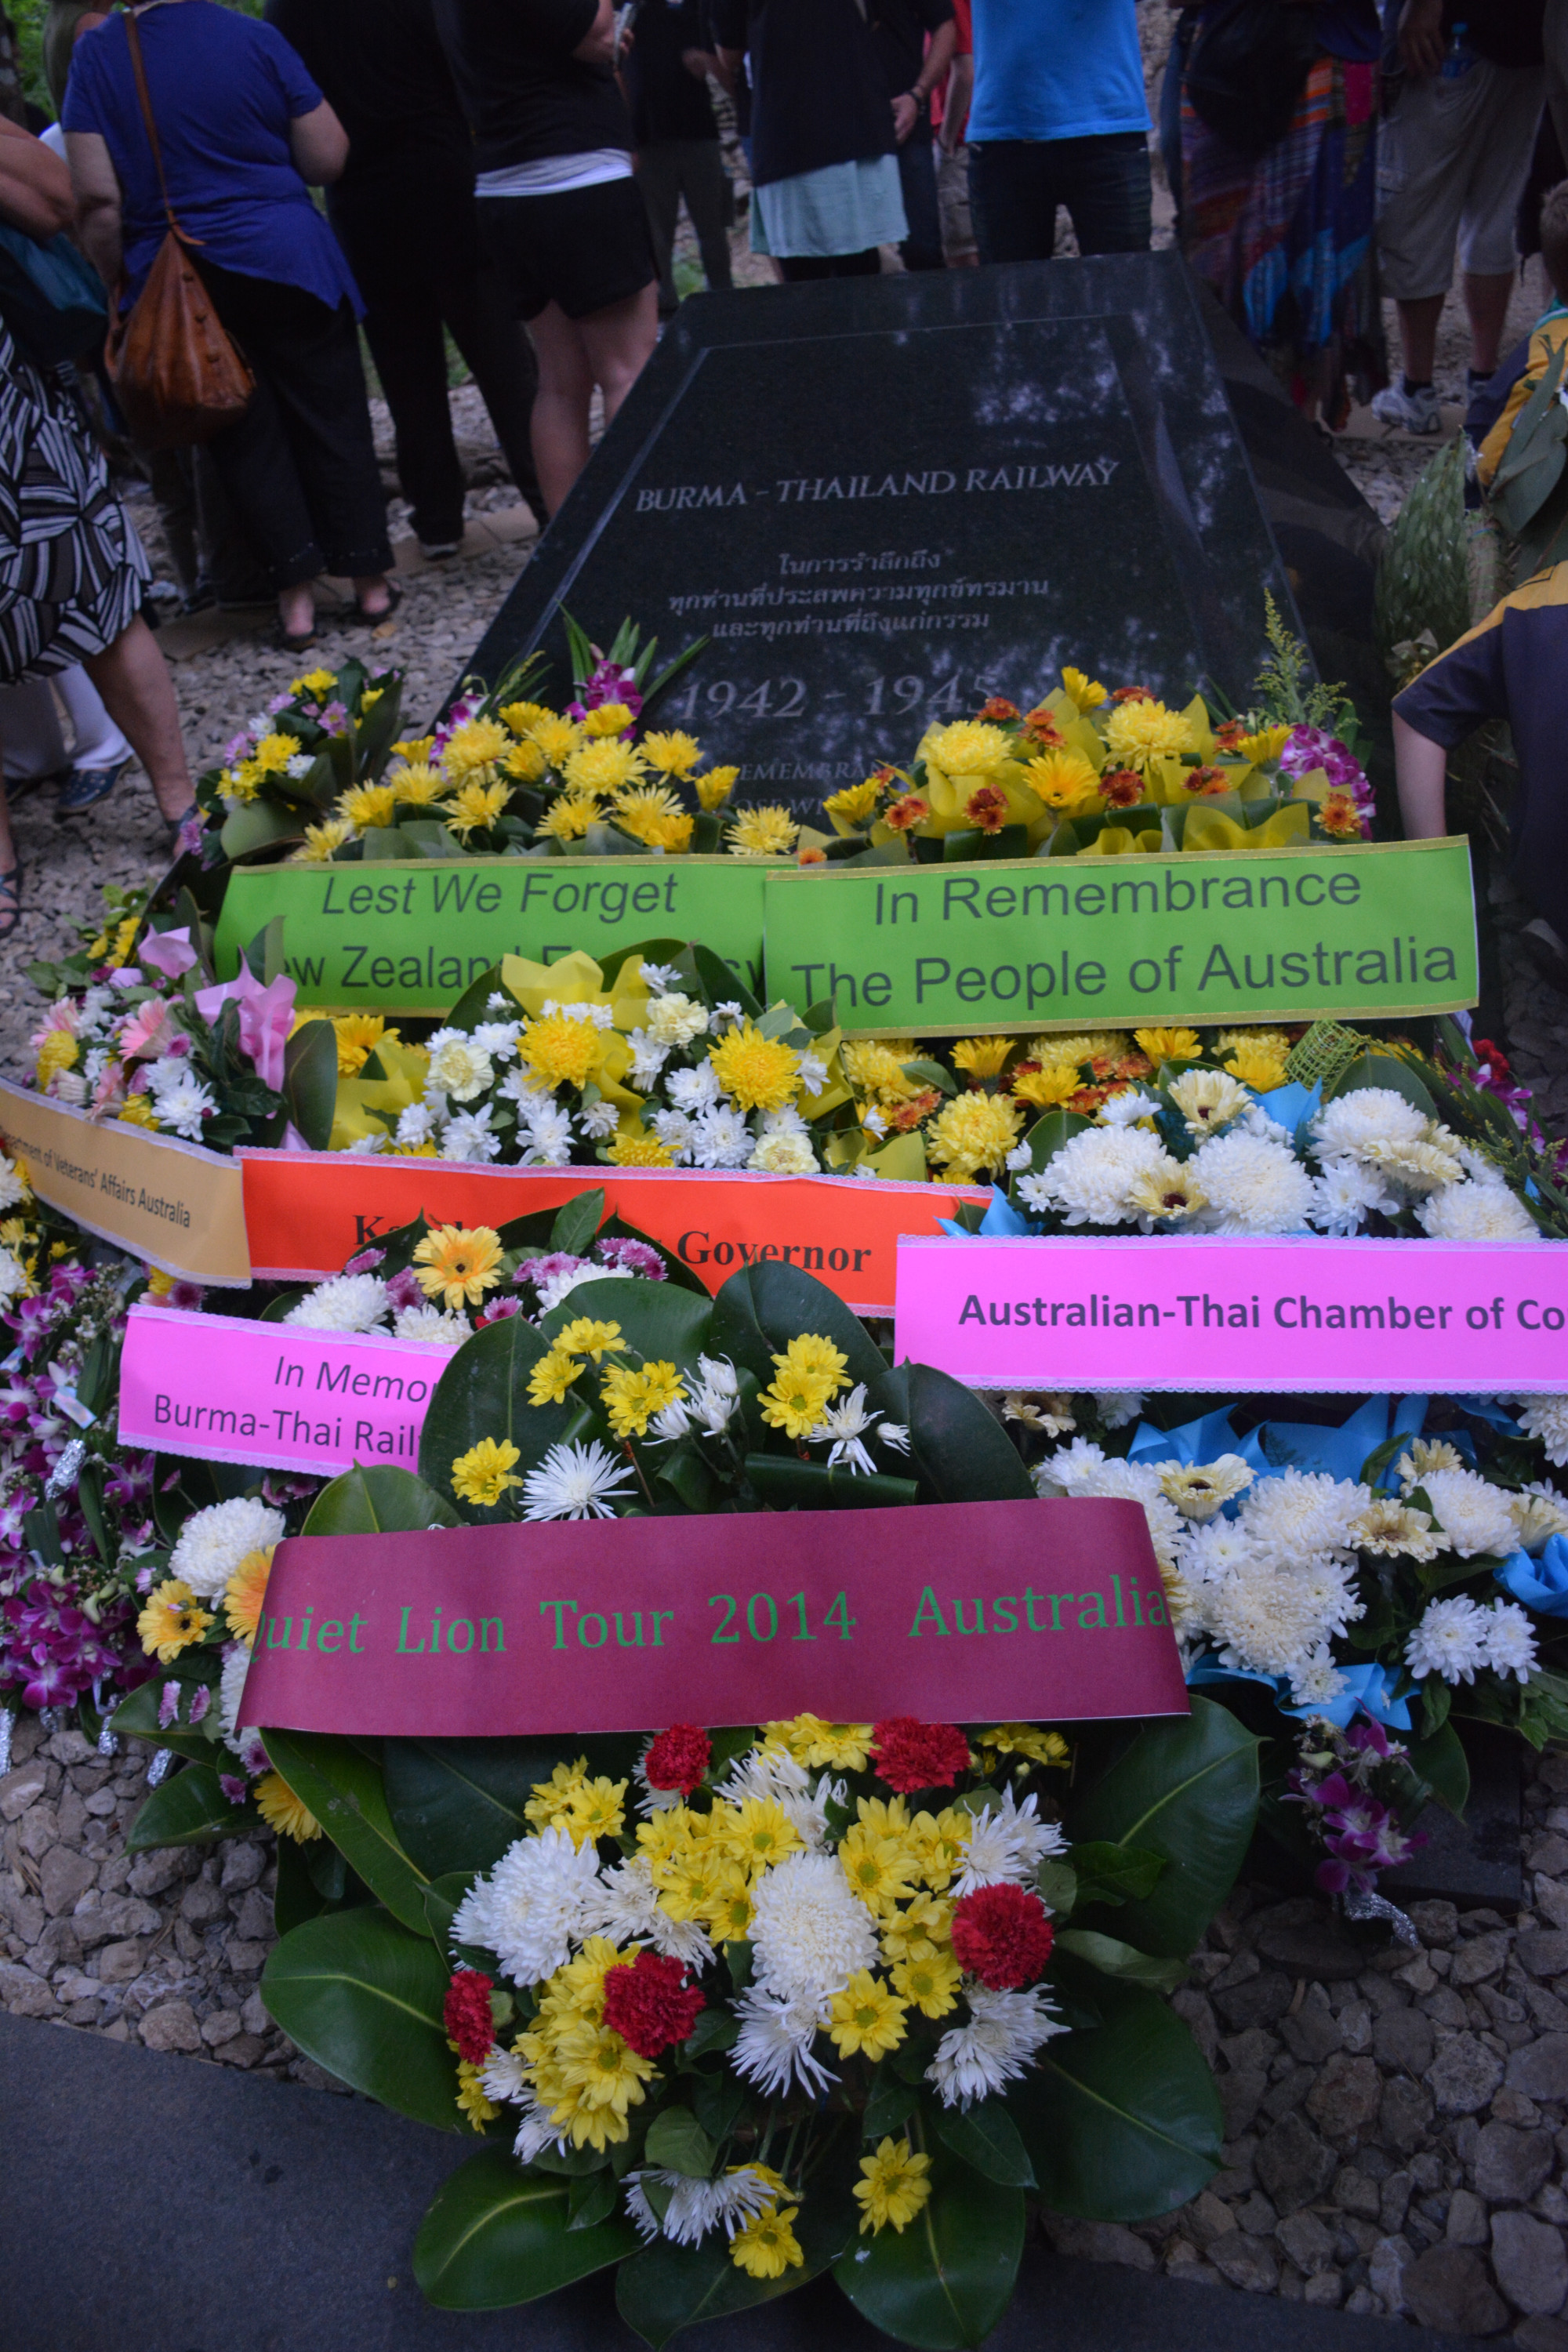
354, 579, 403, 626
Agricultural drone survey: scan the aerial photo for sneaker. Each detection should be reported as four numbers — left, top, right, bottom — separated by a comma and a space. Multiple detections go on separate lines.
418, 538, 462, 561
1371, 379, 1441, 434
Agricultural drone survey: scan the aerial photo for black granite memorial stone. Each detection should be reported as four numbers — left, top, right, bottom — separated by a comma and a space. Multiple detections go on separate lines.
461, 254, 1319, 816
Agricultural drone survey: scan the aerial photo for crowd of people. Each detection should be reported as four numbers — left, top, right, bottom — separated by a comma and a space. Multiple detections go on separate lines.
0, 0, 1560, 946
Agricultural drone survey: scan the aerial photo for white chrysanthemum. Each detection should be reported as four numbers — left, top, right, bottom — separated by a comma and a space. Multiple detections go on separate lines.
442, 1105, 504, 1163
583, 1855, 713, 1966
1309, 1158, 1398, 1235
927, 1985, 1067, 2109
1511, 1484, 1568, 1554
749, 1129, 818, 1174
1175, 1516, 1257, 1600
498, 1065, 552, 1108
721, 1745, 837, 1851
0, 1250, 26, 1305
478, 2043, 530, 2106
649, 1108, 697, 1162
1035, 1445, 1182, 1570
1239, 1469, 1365, 1566
1483, 1599, 1538, 1682
748, 1848, 877, 2002
808, 1383, 882, 1475
579, 1097, 620, 1141
1417, 1466, 1518, 1559
1025, 1124, 1171, 1226
521, 1439, 634, 1523
1406, 1595, 1491, 1686
1311, 1087, 1428, 1163
731, 1986, 837, 2098
628, 1032, 670, 1087
1417, 1182, 1537, 1241
396, 1099, 441, 1146
953, 1788, 1065, 1894
450, 1824, 603, 1985
690, 1105, 753, 1169
169, 1497, 287, 1599
666, 1061, 721, 1113
426, 1035, 493, 1102
1209, 1554, 1362, 1680
1287, 1648, 1348, 1707
150, 1070, 216, 1141
1515, 1398, 1568, 1467
645, 993, 710, 1049
392, 1303, 468, 1343
517, 1102, 574, 1167
1189, 1130, 1316, 1235
218, 1642, 259, 1759
285, 1272, 391, 1333
535, 1259, 635, 1312
1094, 1392, 1145, 1430
625, 2165, 779, 2246
469, 1019, 521, 1058
0, 1152, 27, 1210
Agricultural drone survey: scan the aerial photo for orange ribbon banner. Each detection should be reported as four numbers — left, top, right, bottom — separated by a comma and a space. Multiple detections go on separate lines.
237, 1152, 987, 1314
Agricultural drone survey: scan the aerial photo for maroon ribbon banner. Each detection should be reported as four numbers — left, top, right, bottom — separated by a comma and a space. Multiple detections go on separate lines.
241, 1497, 1187, 1737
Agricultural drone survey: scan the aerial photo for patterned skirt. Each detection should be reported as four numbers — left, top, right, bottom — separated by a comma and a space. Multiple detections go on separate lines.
0, 321, 150, 686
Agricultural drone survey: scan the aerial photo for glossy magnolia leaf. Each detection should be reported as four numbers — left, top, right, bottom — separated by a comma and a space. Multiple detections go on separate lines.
300, 1463, 462, 1537
870, 1361, 1033, 1504
271, 1834, 364, 1937
1007, 1971, 1223, 2220
110, 1679, 219, 1765
1067, 1697, 1259, 1957
539, 1274, 713, 1374
415, 2152, 637, 2308
263, 1904, 457, 2129
547, 1188, 605, 1260
417, 1312, 582, 1517
219, 799, 303, 862
1408, 1718, 1470, 1819
707, 1261, 887, 1395
282, 1018, 338, 1152
261, 1728, 430, 1934
384, 1737, 583, 1879
834, 2147, 1024, 2350
644, 2105, 716, 2180
126, 1760, 252, 1849
932, 2099, 1036, 2190
1054, 1929, 1188, 1994
1325, 1053, 1436, 1117
1067, 1841, 1165, 1908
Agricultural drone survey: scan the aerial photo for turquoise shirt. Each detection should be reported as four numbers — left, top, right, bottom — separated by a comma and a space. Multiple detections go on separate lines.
967, 0, 1149, 143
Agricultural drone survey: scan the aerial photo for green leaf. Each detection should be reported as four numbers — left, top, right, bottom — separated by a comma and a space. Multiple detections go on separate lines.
539, 1276, 713, 1375
261, 1729, 430, 1933
383, 1737, 582, 1878
1067, 1697, 1260, 1957
707, 1261, 887, 1395
282, 1015, 344, 1150
126, 1760, 250, 1849
300, 1464, 462, 1537
416, 2151, 637, 2309
863, 2071, 921, 2141
1054, 1929, 1189, 1994
568, 2171, 619, 2232
1407, 1719, 1470, 1819
219, 800, 305, 863
1327, 1054, 1436, 1118
740, 1456, 919, 1511
870, 1361, 1033, 1504
1008, 1971, 1223, 2220
1069, 1842, 1166, 1909
417, 1312, 580, 1515
644, 2106, 717, 2180
1033, 1857, 1078, 1920
109, 1678, 220, 1763
931, 2101, 1036, 2190
272, 1835, 365, 1936
1023, 1106, 1092, 1170
548, 1188, 605, 1259
834, 2146, 1024, 2350
263, 1905, 458, 2130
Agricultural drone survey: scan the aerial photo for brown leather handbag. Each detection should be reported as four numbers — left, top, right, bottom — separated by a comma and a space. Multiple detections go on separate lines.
104, 7, 253, 449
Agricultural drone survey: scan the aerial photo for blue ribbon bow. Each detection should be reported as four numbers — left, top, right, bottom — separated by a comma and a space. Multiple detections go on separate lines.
1497, 1532, 1568, 1617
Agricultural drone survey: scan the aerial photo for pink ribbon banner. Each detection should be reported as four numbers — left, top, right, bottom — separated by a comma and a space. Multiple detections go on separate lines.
116, 1302, 458, 1475
240, 1498, 1187, 1737
894, 1233, 1568, 1393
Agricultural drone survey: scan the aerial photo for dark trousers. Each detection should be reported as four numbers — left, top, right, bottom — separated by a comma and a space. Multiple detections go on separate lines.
196, 261, 392, 590
636, 140, 734, 314
896, 134, 945, 271
968, 132, 1152, 264
777, 249, 882, 280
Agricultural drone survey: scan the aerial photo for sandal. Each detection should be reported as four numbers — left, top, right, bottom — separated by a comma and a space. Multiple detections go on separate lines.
57, 759, 129, 816
354, 579, 403, 626
274, 619, 318, 655
0, 862, 23, 940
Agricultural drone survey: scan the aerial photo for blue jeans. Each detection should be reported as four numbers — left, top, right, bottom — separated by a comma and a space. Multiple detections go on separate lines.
967, 132, 1152, 264
896, 134, 945, 271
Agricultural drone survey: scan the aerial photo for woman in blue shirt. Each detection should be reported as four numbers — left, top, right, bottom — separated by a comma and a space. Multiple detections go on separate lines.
64, 0, 396, 652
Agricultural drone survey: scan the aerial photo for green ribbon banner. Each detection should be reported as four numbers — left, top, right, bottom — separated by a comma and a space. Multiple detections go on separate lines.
760, 837, 1477, 1035
214, 858, 769, 1011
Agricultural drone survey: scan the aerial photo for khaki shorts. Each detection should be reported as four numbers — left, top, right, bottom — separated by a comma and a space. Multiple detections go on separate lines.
938, 145, 977, 263
1377, 57, 1545, 299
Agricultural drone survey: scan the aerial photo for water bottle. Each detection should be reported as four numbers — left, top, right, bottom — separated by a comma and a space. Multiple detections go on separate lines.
1441, 21, 1476, 76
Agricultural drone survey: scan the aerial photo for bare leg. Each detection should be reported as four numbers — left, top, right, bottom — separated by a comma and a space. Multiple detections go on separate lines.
525, 303, 596, 517
278, 583, 315, 641
81, 617, 193, 822
579, 282, 659, 429
1394, 292, 1446, 383
1462, 268, 1515, 378
353, 572, 396, 618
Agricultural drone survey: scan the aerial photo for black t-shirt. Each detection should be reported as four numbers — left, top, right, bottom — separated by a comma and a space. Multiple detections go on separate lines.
431, 0, 634, 171
866, 0, 953, 124
626, 0, 719, 144
264, 0, 470, 177
712, 0, 896, 187
1439, 0, 1544, 69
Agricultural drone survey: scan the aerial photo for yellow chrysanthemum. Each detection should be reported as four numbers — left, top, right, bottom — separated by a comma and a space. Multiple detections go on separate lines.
601, 1361, 685, 1439
250, 731, 298, 774
503, 737, 548, 784
559, 1775, 629, 1846
823, 777, 884, 829
890, 1944, 963, 2019
291, 818, 355, 862
722, 1798, 803, 1875
392, 734, 436, 763
556, 1318, 623, 1362
708, 1023, 800, 1112
224, 760, 263, 802
451, 1436, 524, 1507
501, 700, 551, 737
34, 1031, 78, 1087
757, 1365, 835, 1439
604, 1129, 676, 1167
413, 1221, 505, 1306
524, 1759, 590, 1829
1011, 1063, 1079, 1110
613, 785, 694, 851
338, 781, 397, 833
1237, 723, 1291, 764
144, 1265, 177, 1296
921, 719, 1013, 776
726, 804, 799, 856
116, 1094, 158, 1129
518, 1013, 601, 1091
387, 762, 451, 808
1103, 698, 1198, 771
534, 793, 600, 843
455, 2060, 499, 2132
332, 1013, 389, 1076
292, 667, 338, 698
762, 1715, 873, 1770
827, 1969, 909, 2059
841, 1040, 922, 1105
1061, 666, 1108, 711
1225, 1048, 1289, 1092
976, 1723, 1071, 1769
926, 1091, 1022, 1179
223, 1546, 274, 1646
1024, 747, 1101, 809
256, 1771, 322, 1842
445, 780, 510, 840
951, 1035, 1016, 1080
640, 729, 702, 776
565, 738, 645, 797
777, 1332, 848, 1388
441, 717, 510, 780
695, 765, 739, 811
526, 713, 583, 767
137, 1577, 210, 1662
528, 1349, 584, 1407
840, 1827, 920, 1916
1134, 1027, 1202, 1064
582, 701, 636, 738
730, 2205, 804, 2281
855, 2137, 934, 2234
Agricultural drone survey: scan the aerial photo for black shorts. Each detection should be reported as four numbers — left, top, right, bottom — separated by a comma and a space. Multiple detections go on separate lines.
479, 176, 656, 323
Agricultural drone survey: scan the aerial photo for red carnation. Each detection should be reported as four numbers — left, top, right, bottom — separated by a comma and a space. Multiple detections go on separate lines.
870, 1717, 971, 1795
443, 1966, 495, 2063
601, 1950, 706, 2058
644, 1723, 711, 1797
950, 1885, 1054, 1990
